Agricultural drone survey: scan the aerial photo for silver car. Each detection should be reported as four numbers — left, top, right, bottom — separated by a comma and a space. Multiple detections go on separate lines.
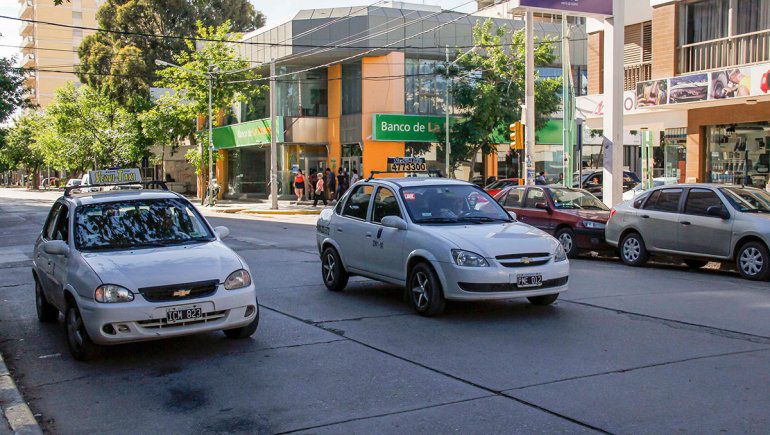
606, 184, 770, 281
316, 178, 569, 316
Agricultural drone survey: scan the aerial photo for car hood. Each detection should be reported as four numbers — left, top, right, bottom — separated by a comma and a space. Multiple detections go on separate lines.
559, 209, 610, 222
81, 241, 243, 292
423, 222, 559, 258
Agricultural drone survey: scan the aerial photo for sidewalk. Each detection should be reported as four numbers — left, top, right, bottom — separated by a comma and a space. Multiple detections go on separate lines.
0, 354, 42, 435
201, 198, 332, 216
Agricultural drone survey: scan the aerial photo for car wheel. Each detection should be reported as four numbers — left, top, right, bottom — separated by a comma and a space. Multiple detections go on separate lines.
528, 293, 559, 306
223, 304, 260, 339
620, 232, 648, 267
736, 242, 770, 281
684, 259, 709, 270
556, 228, 579, 258
321, 246, 349, 291
65, 303, 101, 361
35, 280, 59, 323
408, 262, 446, 316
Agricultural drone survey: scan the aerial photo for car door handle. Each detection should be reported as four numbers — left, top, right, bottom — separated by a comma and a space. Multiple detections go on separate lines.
641, 215, 650, 219
336, 228, 343, 233
681, 221, 691, 226
365, 232, 372, 238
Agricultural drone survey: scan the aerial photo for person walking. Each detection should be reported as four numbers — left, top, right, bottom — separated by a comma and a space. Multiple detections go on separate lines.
312, 173, 327, 207
350, 168, 360, 185
293, 169, 305, 203
336, 167, 348, 199
324, 167, 336, 202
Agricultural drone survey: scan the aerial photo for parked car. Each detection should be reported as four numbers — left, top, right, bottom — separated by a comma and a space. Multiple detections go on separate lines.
622, 177, 679, 202
573, 169, 641, 200
485, 178, 523, 197
41, 177, 59, 190
316, 177, 569, 316
606, 184, 770, 281
65, 179, 82, 188
494, 185, 611, 258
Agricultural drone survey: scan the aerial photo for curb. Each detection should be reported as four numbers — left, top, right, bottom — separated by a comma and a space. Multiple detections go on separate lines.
0, 354, 42, 435
208, 208, 248, 214
240, 209, 321, 216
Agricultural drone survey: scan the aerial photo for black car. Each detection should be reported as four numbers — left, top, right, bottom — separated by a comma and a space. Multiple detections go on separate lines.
573, 169, 641, 199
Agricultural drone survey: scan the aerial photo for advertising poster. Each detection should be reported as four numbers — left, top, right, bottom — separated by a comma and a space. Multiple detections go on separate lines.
636, 79, 668, 108
710, 68, 752, 99
668, 73, 709, 104
751, 63, 770, 95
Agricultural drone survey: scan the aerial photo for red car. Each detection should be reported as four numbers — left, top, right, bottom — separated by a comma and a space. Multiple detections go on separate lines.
493, 185, 611, 258
485, 178, 523, 197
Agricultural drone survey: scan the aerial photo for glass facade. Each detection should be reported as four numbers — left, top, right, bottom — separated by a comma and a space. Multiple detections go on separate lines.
226, 147, 268, 197
276, 67, 328, 117
705, 122, 770, 186
405, 58, 449, 115
341, 63, 362, 115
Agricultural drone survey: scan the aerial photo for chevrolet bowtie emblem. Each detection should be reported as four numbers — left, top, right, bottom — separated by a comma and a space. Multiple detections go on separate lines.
173, 289, 191, 297
521, 258, 531, 264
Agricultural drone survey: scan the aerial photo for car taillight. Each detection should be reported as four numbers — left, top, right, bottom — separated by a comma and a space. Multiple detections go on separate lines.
609, 209, 617, 220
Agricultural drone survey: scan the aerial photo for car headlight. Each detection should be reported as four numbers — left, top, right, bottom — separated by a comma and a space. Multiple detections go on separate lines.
581, 220, 606, 230
224, 269, 252, 290
554, 244, 568, 262
94, 284, 134, 303
451, 249, 489, 267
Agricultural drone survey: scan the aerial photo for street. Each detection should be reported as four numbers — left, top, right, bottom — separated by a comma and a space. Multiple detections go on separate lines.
0, 189, 769, 434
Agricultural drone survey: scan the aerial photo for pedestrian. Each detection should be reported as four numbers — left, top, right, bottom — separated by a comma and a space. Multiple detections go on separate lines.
535, 171, 547, 185
350, 168, 360, 185
324, 167, 336, 201
312, 173, 327, 207
336, 167, 348, 199
293, 169, 305, 203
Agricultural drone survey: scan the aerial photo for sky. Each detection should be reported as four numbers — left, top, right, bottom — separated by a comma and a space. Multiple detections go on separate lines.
0, 0, 478, 64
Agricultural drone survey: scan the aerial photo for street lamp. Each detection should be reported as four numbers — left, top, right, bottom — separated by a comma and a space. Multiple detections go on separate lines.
444, 45, 479, 178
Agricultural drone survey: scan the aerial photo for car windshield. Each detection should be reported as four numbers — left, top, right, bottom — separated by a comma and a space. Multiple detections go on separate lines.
401, 185, 511, 224
720, 187, 770, 213
75, 198, 215, 251
549, 188, 609, 210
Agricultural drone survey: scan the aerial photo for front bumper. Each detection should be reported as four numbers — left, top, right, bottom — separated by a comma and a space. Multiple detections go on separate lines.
77, 284, 258, 345
432, 259, 569, 301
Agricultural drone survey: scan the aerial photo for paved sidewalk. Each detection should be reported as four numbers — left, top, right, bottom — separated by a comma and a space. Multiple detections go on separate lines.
202, 198, 332, 216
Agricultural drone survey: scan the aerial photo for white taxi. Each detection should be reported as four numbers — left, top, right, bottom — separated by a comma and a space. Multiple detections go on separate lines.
32, 181, 258, 360
316, 177, 569, 316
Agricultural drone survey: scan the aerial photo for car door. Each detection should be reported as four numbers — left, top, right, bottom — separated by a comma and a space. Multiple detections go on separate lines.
639, 188, 684, 251
678, 188, 733, 257
35, 202, 62, 294
499, 187, 526, 217
518, 188, 551, 232
365, 186, 407, 280
48, 203, 71, 309
334, 184, 374, 271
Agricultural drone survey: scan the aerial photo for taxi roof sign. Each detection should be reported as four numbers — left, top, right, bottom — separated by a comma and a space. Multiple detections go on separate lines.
88, 168, 142, 185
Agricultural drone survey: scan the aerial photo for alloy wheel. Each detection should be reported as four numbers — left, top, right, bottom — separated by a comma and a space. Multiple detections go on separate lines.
739, 247, 764, 277
66, 309, 84, 352
323, 253, 336, 283
411, 271, 430, 309
623, 237, 640, 262
558, 233, 573, 253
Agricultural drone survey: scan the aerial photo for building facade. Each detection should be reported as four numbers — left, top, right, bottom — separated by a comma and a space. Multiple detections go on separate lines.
579, 0, 770, 188
18, 0, 99, 107
211, 2, 587, 199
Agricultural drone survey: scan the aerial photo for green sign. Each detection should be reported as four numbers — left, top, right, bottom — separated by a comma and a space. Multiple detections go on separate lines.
211, 118, 284, 150
372, 114, 445, 142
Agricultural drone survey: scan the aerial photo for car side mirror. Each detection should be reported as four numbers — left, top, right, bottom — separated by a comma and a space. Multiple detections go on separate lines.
706, 205, 730, 220
535, 202, 552, 213
507, 211, 517, 221
43, 240, 69, 256
381, 216, 408, 230
214, 226, 230, 239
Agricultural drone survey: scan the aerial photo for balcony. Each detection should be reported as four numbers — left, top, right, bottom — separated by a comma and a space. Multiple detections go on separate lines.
21, 36, 34, 48
624, 62, 652, 91
680, 29, 770, 74
22, 53, 35, 68
19, 1, 33, 21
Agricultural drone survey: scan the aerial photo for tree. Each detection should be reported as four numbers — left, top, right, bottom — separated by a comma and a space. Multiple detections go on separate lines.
0, 56, 31, 124
440, 20, 562, 179
1, 112, 45, 189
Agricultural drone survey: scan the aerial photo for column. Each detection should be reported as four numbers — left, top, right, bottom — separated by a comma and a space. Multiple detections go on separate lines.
602, 0, 625, 206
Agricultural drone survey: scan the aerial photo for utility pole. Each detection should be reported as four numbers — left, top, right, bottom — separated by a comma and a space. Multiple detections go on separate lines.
561, 15, 572, 187
524, 10, 536, 185
445, 45, 451, 178
602, 0, 625, 206
269, 59, 278, 210
207, 70, 214, 207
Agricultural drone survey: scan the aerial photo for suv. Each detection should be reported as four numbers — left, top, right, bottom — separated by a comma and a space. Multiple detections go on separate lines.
606, 184, 770, 281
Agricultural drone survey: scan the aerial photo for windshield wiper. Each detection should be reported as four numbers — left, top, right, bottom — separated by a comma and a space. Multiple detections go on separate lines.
415, 217, 460, 224
457, 216, 510, 223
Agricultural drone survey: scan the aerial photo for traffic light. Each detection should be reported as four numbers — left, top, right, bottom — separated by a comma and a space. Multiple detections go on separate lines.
509, 122, 524, 150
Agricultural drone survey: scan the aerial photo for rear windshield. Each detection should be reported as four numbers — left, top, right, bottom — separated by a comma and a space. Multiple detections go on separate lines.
75, 198, 214, 251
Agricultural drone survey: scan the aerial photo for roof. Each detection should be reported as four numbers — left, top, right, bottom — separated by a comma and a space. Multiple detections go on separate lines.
63, 189, 182, 206
368, 177, 473, 188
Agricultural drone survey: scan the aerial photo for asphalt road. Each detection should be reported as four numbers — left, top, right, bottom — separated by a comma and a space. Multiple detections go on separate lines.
0, 189, 768, 434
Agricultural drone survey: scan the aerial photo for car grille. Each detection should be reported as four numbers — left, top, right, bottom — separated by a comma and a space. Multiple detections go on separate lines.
138, 280, 219, 303
495, 253, 551, 268
458, 277, 568, 293
136, 310, 228, 329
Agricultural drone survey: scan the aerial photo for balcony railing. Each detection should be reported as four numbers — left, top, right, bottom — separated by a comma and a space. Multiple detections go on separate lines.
624, 62, 652, 91
680, 29, 770, 74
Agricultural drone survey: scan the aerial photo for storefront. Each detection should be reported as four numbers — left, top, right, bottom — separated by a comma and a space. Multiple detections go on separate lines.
704, 122, 770, 186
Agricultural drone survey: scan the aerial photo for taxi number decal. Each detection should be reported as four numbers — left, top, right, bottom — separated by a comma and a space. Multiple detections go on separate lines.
389, 162, 427, 172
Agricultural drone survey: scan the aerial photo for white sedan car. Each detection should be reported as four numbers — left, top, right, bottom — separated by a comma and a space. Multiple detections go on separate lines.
32, 186, 258, 360
316, 177, 569, 316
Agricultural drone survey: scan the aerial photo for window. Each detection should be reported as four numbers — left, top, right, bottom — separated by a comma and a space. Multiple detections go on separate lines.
736, 0, 770, 35
644, 189, 683, 213
276, 67, 328, 117
633, 192, 651, 209
504, 188, 525, 207
524, 188, 546, 209
342, 185, 373, 220
53, 204, 70, 242
341, 63, 362, 115
43, 203, 63, 240
405, 58, 449, 115
681, 0, 728, 45
372, 188, 401, 223
685, 188, 724, 216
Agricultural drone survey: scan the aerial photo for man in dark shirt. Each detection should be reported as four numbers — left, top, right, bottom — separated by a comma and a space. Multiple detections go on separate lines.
325, 168, 336, 201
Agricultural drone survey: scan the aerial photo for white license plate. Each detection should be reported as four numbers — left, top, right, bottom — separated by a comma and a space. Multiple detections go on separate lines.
166, 305, 203, 324
516, 273, 543, 288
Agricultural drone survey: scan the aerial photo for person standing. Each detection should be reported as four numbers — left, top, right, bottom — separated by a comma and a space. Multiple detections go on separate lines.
535, 171, 548, 185
336, 167, 348, 199
350, 168, 360, 185
312, 173, 327, 207
325, 167, 336, 201
293, 169, 305, 202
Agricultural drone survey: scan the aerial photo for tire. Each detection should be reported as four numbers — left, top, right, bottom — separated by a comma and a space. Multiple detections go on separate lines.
65, 303, 101, 361
35, 280, 59, 323
528, 293, 559, 306
620, 232, 649, 267
223, 305, 260, 339
321, 246, 349, 292
735, 241, 770, 281
407, 262, 446, 316
684, 259, 709, 269
556, 228, 579, 259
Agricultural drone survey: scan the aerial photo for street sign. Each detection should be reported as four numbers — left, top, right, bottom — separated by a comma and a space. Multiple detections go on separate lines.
515, 0, 612, 16
387, 157, 427, 172
373, 114, 445, 142
88, 168, 142, 185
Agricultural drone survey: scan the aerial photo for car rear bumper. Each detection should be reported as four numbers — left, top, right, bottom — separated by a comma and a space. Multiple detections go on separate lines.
77, 284, 258, 345
574, 228, 611, 250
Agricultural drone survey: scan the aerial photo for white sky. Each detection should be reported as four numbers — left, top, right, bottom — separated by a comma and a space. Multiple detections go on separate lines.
0, 1, 477, 64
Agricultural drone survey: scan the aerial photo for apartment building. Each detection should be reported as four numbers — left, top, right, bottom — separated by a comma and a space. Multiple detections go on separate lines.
579, 0, 770, 187
18, 0, 99, 107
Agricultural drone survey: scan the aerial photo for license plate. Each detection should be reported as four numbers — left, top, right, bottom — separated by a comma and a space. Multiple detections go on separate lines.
516, 273, 543, 288
166, 305, 203, 324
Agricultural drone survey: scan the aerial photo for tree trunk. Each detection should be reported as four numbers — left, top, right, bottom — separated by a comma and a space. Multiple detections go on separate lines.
30, 166, 39, 190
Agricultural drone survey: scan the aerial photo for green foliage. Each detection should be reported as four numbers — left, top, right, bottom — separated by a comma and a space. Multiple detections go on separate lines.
0, 112, 45, 187
0, 57, 32, 124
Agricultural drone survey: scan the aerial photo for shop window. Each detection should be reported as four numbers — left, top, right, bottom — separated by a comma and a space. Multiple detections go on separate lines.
706, 123, 770, 186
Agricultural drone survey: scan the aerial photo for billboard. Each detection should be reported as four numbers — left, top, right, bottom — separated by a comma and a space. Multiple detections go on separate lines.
372, 114, 445, 142
517, 0, 613, 16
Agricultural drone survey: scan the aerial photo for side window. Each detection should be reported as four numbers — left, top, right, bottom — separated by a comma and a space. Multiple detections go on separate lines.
43, 203, 63, 240
587, 173, 603, 185
684, 189, 725, 216
524, 188, 545, 209
342, 185, 373, 220
372, 188, 402, 223
504, 188, 525, 207
633, 192, 650, 209
644, 188, 683, 213
53, 204, 70, 242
